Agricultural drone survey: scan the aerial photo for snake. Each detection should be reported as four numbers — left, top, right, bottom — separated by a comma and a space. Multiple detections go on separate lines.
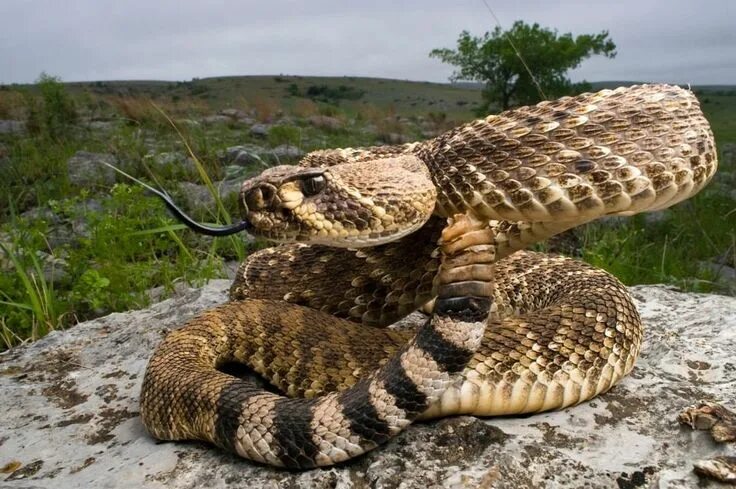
139, 84, 718, 469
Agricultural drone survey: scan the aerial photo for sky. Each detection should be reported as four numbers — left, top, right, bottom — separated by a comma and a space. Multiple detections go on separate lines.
1, 0, 734, 86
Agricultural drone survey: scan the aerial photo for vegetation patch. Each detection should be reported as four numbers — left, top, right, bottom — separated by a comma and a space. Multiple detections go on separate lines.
0, 74, 734, 350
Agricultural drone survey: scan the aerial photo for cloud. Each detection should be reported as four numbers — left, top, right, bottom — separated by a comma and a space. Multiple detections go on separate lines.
1, 0, 733, 85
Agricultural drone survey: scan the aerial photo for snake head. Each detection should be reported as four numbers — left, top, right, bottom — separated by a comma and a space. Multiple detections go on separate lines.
239, 156, 437, 247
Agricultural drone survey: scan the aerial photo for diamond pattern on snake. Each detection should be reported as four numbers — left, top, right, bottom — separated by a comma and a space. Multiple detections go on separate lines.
139, 84, 718, 468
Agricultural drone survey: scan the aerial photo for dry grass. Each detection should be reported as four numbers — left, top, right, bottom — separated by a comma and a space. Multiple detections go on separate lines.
291, 99, 319, 118
108, 96, 209, 125
358, 103, 405, 140
109, 96, 162, 125
249, 96, 281, 123
0, 90, 26, 119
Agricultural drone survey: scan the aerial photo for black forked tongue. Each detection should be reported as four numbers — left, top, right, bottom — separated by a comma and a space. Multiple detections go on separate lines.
102, 162, 251, 236
156, 193, 251, 236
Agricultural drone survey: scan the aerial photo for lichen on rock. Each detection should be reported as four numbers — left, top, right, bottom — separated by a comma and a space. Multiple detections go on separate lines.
1, 282, 734, 488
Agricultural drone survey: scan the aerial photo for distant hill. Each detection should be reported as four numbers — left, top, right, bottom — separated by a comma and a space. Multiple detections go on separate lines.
58, 75, 486, 118
3, 75, 733, 121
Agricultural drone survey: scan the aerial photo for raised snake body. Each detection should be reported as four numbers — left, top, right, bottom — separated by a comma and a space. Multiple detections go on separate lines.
139, 84, 718, 468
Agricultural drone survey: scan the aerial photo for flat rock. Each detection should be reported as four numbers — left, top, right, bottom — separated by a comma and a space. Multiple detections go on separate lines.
66, 151, 117, 187
250, 123, 271, 137
218, 108, 249, 120
176, 181, 241, 212
219, 145, 268, 167
200, 115, 231, 125
0, 120, 25, 134
1, 283, 734, 488
270, 144, 304, 160
142, 152, 197, 175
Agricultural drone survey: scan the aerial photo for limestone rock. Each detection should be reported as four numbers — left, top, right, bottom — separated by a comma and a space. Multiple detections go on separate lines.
219, 145, 267, 167
0, 119, 25, 134
270, 144, 304, 161
698, 260, 736, 295
250, 123, 271, 138
83, 120, 116, 131
218, 108, 249, 120
142, 152, 197, 175
176, 181, 241, 212
0, 284, 734, 488
200, 115, 231, 125
66, 151, 117, 187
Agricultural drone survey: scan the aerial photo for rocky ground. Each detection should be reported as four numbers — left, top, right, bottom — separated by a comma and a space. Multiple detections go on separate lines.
1, 281, 734, 489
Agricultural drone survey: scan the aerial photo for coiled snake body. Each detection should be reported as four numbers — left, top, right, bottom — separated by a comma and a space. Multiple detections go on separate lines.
139, 85, 717, 468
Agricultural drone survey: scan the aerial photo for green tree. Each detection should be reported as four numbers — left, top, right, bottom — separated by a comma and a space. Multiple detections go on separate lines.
430, 21, 616, 112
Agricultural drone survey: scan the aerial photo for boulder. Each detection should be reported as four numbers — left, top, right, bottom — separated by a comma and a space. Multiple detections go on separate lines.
142, 152, 197, 175
698, 261, 736, 294
270, 144, 304, 161
36, 250, 69, 286
200, 115, 231, 125
0, 284, 734, 488
250, 124, 271, 138
0, 119, 25, 134
84, 120, 115, 131
218, 108, 249, 120
173, 119, 200, 128
66, 151, 117, 187
176, 181, 241, 212
219, 145, 267, 167
0, 244, 68, 286
223, 165, 256, 181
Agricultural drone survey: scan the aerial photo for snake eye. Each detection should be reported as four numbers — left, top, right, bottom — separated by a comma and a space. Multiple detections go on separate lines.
301, 175, 326, 197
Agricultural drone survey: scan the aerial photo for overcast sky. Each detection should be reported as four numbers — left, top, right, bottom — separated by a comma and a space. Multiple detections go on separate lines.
1, 0, 734, 85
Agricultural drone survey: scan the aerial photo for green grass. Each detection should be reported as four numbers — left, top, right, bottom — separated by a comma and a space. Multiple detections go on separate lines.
0, 240, 60, 343
0, 75, 734, 350
580, 190, 735, 293
700, 93, 736, 147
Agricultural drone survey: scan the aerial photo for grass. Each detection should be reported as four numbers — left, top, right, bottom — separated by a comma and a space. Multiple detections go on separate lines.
0, 241, 60, 342
0, 75, 734, 350
579, 190, 735, 293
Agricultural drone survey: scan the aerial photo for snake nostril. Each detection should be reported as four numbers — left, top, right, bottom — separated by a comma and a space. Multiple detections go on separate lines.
244, 185, 277, 211
245, 188, 262, 211
260, 185, 275, 204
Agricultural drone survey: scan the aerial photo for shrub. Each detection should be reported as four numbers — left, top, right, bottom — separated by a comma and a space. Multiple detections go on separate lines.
23, 73, 78, 138
267, 125, 300, 148
286, 83, 300, 97
304, 84, 365, 104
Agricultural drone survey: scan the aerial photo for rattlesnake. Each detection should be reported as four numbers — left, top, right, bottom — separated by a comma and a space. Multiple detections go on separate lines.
139, 84, 717, 468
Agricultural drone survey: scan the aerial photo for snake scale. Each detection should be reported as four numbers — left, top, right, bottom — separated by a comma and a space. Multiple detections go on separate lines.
139, 84, 718, 468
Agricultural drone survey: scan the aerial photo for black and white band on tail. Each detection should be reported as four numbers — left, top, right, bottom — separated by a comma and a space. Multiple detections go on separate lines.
205, 293, 489, 469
